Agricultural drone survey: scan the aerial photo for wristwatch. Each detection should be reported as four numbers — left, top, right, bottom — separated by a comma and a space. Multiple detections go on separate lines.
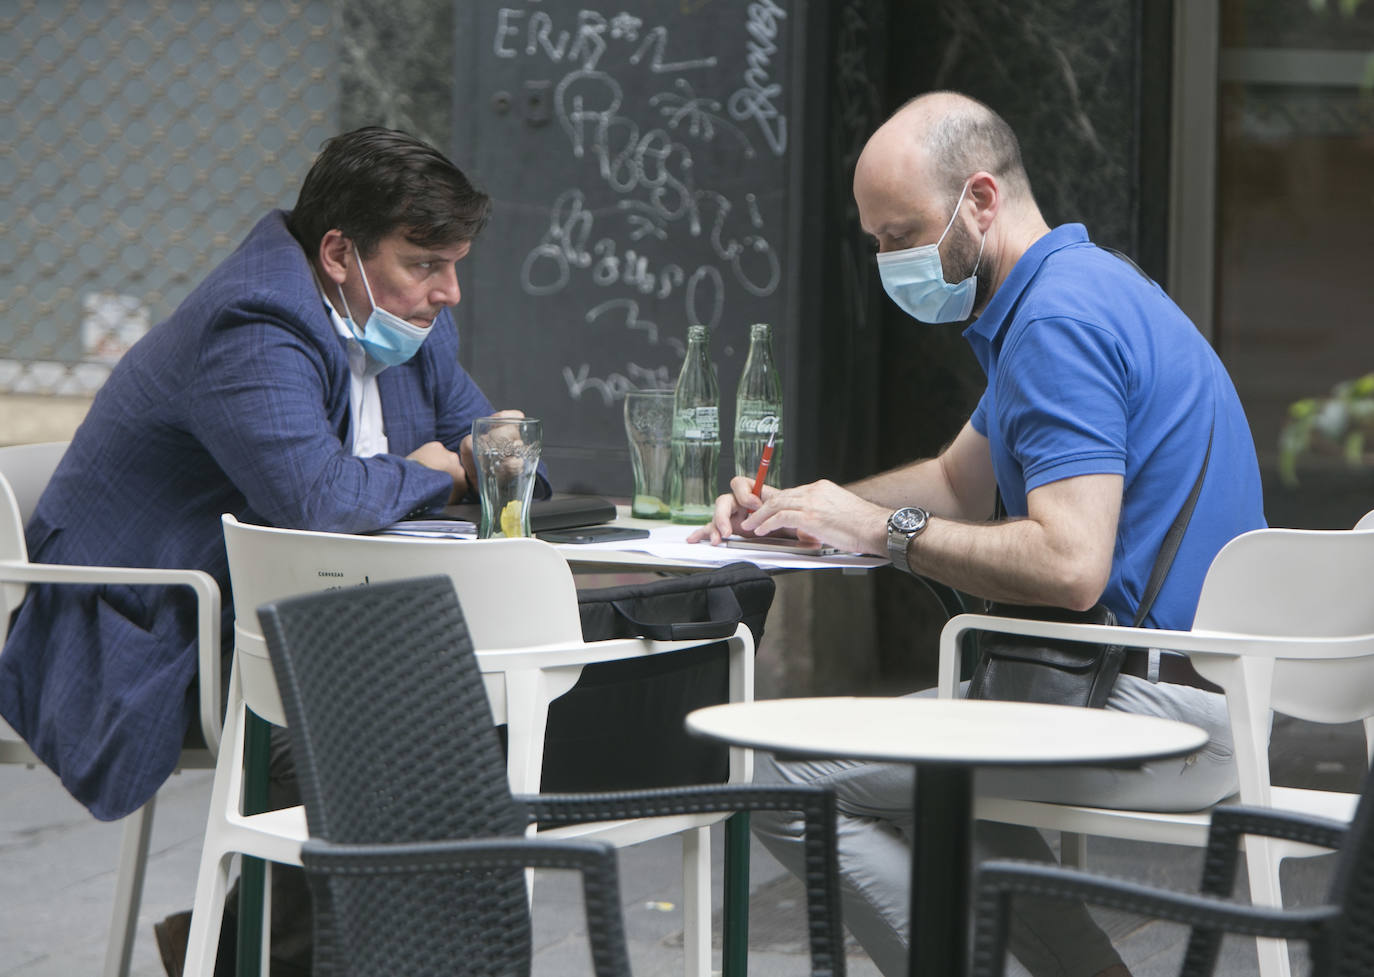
886, 506, 930, 571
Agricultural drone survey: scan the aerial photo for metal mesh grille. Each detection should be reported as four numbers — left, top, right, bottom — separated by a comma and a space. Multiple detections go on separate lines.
1, 0, 337, 396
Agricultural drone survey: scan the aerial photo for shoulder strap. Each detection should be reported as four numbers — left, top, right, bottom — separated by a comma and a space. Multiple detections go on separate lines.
1103, 246, 1153, 283
1130, 422, 1213, 627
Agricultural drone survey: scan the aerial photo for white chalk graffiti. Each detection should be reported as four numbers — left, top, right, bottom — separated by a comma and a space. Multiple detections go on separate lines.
494, 8, 611, 70
562, 361, 675, 405
630, 25, 718, 73
728, 0, 788, 156
651, 78, 756, 158
495, 4, 790, 403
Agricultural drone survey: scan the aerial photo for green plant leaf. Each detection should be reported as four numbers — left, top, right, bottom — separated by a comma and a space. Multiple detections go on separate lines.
1278, 423, 1312, 486
1346, 430, 1366, 467
1288, 398, 1319, 419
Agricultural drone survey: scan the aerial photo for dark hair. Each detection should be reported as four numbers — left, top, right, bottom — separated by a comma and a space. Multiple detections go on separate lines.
287, 127, 491, 258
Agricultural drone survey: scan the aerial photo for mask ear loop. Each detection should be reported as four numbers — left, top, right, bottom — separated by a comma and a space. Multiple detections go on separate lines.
970, 224, 988, 276
353, 249, 382, 309
335, 242, 381, 325
335, 280, 357, 325
935, 179, 973, 247
333, 244, 360, 325
939, 178, 988, 277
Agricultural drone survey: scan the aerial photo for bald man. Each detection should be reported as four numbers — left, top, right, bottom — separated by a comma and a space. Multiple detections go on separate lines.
692, 92, 1265, 976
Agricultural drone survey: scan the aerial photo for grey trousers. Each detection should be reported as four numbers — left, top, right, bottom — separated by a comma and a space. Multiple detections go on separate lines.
752, 675, 1239, 977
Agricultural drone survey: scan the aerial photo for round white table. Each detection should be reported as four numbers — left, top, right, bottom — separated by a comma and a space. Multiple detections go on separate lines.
687, 696, 1210, 977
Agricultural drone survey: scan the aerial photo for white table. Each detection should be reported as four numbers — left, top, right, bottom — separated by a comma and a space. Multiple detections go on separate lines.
687, 696, 1210, 977
552, 506, 889, 574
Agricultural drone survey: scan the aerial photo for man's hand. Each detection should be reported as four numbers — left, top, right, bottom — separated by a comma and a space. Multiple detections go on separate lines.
457, 434, 477, 495
453, 409, 527, 502
688, 476, 769, 544
688, 476, 891, 556
407, 440, 467, 503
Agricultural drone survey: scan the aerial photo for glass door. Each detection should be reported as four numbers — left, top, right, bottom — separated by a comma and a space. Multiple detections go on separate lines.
1213, 0, 1374, 527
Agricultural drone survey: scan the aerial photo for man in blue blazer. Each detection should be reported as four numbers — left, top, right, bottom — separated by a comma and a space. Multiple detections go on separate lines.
0, 127, 545, 973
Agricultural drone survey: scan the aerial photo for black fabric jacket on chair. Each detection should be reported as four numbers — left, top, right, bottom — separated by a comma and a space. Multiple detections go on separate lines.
257, 574, 847, 977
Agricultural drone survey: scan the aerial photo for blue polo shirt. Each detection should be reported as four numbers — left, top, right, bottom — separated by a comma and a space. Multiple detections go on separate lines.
965, 224, 1265, 630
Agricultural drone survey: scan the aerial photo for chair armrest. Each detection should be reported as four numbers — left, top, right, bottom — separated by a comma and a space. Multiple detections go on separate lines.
1, 560, 223, 754
937, 611, 1372, 698
300, 836, 632, 977
476, 627, 751, 672
970, 859, 1336, 977
522, 783, 845, 976
1197, 805, 1346, 898
520, 782, 833, 828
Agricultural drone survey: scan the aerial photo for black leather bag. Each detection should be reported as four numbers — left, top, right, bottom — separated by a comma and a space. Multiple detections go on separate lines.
966, 602, 1125, 708
506, 562, 774, 792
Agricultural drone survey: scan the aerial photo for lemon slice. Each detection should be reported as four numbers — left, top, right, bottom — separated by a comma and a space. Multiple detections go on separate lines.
634, 494, 670, 517
500, 500, 524, 537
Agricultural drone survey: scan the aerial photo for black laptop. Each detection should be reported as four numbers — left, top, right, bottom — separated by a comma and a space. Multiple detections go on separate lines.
432, 493, 617, 533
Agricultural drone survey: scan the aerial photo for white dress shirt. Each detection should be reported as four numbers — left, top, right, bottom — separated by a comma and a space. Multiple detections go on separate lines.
318, 290, 389, 458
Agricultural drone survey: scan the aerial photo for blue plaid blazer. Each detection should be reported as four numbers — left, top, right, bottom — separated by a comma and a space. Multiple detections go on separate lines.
0, 211, 513, 820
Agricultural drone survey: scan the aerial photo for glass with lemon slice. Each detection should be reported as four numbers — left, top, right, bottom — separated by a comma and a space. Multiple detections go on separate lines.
623, 389, 675, 519
472, 415, 542, 538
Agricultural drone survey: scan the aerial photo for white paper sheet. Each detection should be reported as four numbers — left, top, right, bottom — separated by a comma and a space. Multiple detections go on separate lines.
373, 519, 476, 539
559, 522, 888, 571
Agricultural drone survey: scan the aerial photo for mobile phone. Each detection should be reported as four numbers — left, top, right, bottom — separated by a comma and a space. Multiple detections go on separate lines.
723, 535, 840, 556
538, 526, 651, 544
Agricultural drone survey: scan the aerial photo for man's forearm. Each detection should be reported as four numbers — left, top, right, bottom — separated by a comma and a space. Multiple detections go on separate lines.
847, 457, 983, 521
895, 472, 1121, 610
898, 517, 1102, 608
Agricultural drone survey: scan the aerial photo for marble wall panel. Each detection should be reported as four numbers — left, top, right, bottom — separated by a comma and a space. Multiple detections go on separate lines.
338, 0, 455, 150
902, 0, 1143, 252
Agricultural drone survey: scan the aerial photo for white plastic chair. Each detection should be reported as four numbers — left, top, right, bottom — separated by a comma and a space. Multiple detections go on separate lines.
182, 514, 754, 977
938, 522, 1374, 977
0, 441, 221, 977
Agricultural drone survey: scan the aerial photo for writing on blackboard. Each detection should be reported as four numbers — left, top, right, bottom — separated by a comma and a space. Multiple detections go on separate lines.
562, 361, 675, 407
733, 0, 788, 156
493, 3, 790, 405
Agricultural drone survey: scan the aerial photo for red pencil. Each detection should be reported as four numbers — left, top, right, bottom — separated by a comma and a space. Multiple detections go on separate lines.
751, 430, 776, 497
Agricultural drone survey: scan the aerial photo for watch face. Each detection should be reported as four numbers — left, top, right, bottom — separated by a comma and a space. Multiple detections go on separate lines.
890, 507, 926, 533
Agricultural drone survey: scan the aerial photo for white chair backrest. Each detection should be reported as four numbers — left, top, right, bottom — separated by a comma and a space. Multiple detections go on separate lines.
1192, 526, 1374, 724
0, 441, 69, 629
1355, 509, 1374, 531
0, 441, 68, 522
221, 514, 584, 650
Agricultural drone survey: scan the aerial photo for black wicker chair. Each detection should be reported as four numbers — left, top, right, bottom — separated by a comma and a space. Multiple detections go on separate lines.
257, 574, 847, 977
971, 758, 1374, 977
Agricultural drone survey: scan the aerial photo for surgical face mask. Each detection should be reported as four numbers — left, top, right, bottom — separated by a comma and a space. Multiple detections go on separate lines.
335, 252, 431, 369
876, 180, 986, 324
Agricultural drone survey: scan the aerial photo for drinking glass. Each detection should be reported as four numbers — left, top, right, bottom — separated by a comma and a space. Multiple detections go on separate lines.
623, 390, 675, 519
472, 416, 542, 538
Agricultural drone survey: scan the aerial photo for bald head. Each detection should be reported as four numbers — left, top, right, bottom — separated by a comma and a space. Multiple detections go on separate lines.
856, 92, 1050, 318
857, 92, 1032, 217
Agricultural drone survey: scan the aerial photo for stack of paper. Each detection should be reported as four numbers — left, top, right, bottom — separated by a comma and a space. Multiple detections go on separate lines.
372, 519, 476, 539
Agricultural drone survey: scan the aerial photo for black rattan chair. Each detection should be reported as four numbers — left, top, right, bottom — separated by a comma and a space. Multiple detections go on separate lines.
970, 758, 1374, 977
257, 574, 847, 977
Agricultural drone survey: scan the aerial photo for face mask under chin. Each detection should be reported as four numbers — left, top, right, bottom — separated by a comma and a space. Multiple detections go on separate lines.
336, 252, 432, 369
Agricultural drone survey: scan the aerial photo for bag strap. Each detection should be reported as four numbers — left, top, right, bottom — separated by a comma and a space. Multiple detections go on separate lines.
609, 585, 744, 642
1130, 421, 1212, 628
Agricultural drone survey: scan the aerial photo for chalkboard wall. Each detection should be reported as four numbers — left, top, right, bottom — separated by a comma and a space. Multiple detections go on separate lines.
452, 2, 807, 494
